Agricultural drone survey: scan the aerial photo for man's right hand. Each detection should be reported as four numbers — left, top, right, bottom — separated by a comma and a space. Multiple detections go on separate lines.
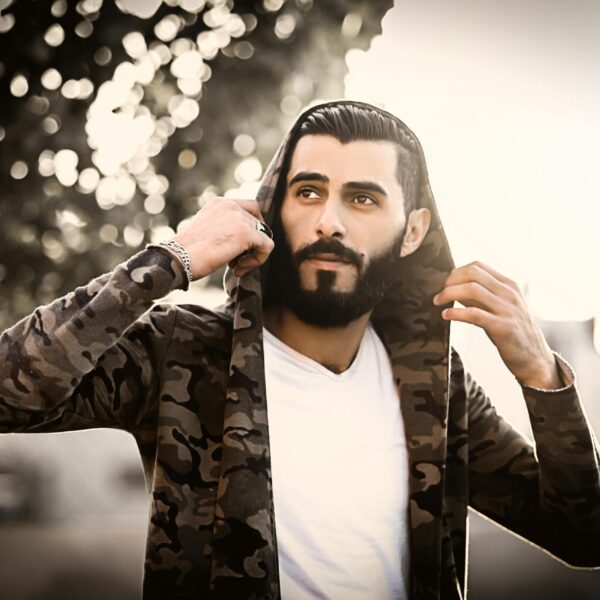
167, 197, 275, 280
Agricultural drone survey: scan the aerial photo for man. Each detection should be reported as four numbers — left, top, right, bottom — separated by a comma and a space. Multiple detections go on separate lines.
0, 100, 598, 599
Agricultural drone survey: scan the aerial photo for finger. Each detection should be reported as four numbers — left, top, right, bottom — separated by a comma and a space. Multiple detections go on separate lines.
236, 254, 260, 269
469, 261, 517, 288
231, 256, 257, 277
441, 306, 497, 331
442, 262, 513, 298
241, 227, 275, 266
231, 199, 264, 222
434, 282, 505, 314
234, 265, 253, 278
229, 256, 255, 271
233, 253, 266, 277
233, 203, 274, 243
250, 231, 275, 265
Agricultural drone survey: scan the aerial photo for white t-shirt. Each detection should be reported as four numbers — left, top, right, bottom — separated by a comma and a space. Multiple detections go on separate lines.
263, 324, 410, 600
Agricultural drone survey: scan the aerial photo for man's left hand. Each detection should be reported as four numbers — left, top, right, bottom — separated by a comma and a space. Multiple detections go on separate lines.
433, 261, 563, 389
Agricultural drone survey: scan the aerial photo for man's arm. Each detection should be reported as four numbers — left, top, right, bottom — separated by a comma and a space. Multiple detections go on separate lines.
0, 247, 184, 433
458, 350, 600, 567
0, 197, 274, 434
437, 260, 600, 566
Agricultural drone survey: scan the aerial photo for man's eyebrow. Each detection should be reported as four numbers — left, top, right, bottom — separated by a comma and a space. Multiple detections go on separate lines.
288, 172, 387, 197
288, 171, 329, 186
342, 181, 388, 197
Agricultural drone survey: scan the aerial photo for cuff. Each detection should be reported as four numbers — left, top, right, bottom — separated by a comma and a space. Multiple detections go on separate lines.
521, 351, 576, 393
521, 352, 587, 438
141, 246, 189, 291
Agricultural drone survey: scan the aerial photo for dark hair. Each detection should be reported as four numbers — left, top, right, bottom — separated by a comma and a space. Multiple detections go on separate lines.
288, 103, 421, 215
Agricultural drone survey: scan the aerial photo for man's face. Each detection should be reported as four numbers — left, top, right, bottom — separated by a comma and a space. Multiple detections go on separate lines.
266, 134, 411, 327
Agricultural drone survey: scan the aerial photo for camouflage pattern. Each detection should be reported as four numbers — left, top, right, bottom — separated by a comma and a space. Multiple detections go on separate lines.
1, 100, 599, 599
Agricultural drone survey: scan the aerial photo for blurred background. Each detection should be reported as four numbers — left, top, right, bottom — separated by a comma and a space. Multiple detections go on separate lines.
0, 0, 598, 598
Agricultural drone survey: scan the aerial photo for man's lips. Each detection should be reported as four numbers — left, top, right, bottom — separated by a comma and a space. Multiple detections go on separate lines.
310, 253, 349, 262
304, 254, 354, 267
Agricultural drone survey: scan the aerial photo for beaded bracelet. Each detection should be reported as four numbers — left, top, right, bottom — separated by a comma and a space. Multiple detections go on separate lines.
146, 240, 193, 286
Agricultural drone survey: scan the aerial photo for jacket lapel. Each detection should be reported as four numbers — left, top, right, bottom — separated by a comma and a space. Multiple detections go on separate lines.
374, 227, 453, 600
210, 271, 280, 599
395, 346, 450, 599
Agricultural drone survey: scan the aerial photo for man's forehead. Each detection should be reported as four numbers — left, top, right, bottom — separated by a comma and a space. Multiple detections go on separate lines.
286, 134, 399, 182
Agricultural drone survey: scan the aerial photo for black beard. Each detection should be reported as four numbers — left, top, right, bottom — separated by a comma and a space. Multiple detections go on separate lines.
264, 224, 406, 328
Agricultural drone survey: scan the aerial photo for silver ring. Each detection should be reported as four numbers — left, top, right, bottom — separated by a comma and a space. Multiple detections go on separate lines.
256, 220, 273, 239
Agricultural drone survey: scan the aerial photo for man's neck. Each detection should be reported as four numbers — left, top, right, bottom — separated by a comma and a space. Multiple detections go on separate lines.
263, 306, 372, 374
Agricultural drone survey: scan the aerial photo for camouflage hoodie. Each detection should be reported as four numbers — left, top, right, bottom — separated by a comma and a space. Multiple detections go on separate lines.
1, 100, 599, 600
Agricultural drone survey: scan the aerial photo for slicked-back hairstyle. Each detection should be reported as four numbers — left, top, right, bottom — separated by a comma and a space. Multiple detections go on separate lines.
289, 103, 422, 215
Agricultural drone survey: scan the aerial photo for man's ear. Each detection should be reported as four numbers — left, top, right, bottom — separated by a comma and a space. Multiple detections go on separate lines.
400, 208, 431, 257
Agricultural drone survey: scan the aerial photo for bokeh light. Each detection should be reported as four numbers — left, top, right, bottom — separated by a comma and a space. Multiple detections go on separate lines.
123, 31, 147, 59
99, 223, 119, 243
75, 20, 94, 38
94, 46, 112, 65
144, 194, 166, 214
178, 149, 197, 168
233, 41, 254, 60
275, 14, 296, 40
123, 224, 144, 247
181, 0, 207, 13
154, 15, 181, 42
44, 23, 65, 47
41, 68, 63, 90
280, 94, 302, 115
341, 13, 362, 37
234, 157, 262, 184
38, 150, 56, 177
54, 149, 79, 186
233, 134, 256, 157
10, 161, 28, 180
78, 168, 101, 193
10, 74, 28, 97
0, 13, 15, 34
264, 0, 285, 11
42, 115, 60, 134
51, 0, 67, 18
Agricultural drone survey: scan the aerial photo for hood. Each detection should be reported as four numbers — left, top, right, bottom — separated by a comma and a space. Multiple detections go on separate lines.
211, 100, 455, 598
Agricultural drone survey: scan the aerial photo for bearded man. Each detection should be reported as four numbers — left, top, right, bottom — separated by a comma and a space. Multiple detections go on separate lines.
1, 101, 599, 600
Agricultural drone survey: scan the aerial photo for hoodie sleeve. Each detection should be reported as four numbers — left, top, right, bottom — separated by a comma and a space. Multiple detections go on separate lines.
0, 247, 185, 434
461, 350, 600, 567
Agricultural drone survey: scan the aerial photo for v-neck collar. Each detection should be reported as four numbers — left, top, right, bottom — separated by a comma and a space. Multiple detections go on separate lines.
262, 325, 371, 382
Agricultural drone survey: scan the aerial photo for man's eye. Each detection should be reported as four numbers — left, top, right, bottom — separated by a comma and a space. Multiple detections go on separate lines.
352, 194, 376, 205
298, 188, 320, 199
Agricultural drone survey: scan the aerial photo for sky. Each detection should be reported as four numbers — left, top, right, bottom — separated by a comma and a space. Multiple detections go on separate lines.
345, 0, 600, 323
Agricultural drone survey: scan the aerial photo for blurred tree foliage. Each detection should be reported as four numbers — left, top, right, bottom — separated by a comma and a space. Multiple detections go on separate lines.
0, 0, 392, 329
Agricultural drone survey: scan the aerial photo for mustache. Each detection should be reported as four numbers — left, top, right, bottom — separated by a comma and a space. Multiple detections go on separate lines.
294, 238, 363, 269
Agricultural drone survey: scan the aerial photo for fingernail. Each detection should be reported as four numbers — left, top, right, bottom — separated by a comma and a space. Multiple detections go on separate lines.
433, 294, 439, 305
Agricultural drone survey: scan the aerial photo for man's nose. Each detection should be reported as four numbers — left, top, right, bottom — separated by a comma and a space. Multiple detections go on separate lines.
315, 199, 346, 239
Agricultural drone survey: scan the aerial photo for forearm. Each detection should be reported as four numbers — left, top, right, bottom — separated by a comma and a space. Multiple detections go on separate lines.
522, 359, 600, 526
0, 247, 185, 429
467, 357, 600, 566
